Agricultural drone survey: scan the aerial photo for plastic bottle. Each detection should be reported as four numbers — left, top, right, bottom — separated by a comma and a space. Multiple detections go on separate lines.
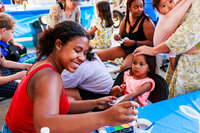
40, 127, 50, 133
23, 0, 27, 10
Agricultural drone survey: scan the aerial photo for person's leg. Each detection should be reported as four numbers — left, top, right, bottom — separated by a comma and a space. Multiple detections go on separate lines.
65, 88, 82, 100
97, 46, 126, 61
78, 88, 110, 100
120, 53, 132, 71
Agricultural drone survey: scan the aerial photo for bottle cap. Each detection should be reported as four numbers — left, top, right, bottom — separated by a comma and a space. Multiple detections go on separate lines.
40, 127, 50, 133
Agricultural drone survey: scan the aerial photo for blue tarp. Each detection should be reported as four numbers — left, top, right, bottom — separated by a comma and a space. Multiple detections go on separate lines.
5, 3, 95, 47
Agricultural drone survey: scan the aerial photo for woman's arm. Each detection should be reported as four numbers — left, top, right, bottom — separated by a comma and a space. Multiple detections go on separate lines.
133, 42, 170, 56
68, 96, 116, 113
49, 4, 62, 27
165, 0, 200, 54
113, 18, 126, 41
32, 68, 139, 133
139, 18, 155, 47
75, 7, 81, 23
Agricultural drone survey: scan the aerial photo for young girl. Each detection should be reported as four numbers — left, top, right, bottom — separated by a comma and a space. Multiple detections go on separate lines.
87, 1, 114, 49
111, 54, 156, 106
0, 13, 31, 98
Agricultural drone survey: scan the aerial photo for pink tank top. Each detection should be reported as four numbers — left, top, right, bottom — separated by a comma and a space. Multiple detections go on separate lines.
123, 71, 155, 106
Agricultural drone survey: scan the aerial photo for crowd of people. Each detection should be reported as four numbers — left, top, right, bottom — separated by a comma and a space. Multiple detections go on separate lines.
0, 0, 200, 132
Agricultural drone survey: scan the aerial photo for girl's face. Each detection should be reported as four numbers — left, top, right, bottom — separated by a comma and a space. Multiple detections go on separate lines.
131, 55, 150, 79
56, 36, 89, 73
1, 26, 15, 43
66, 0, 78, 11
129, 0, 144, 18
157, 0, 176, 15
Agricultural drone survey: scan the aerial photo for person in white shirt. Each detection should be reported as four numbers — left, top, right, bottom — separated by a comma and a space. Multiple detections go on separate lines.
61, 47, 114, 100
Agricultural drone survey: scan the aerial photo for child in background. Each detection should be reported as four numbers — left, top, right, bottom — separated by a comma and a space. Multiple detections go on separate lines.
87, 1, 114, 49
0, 13, 31, 98
152, 0, 193, 73
111, 54, 156, 106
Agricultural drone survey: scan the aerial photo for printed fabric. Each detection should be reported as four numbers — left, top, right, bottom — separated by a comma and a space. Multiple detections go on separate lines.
90, 17, 113, 49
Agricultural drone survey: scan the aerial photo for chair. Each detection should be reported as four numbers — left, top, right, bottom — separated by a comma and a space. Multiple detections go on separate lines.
38, 14, 50, 31
113, 67, 169, 103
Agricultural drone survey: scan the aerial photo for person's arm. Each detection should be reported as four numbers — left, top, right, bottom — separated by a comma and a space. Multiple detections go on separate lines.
114, 18, 126, 41
68, 96, 117, 113
123, 18, 155, 47
0, 71, 26, 85
121, 82, 152, 102
49, 4, 62, 27
75, 6, 81, 23
87, 26, 97, 35
0, 53, 31, 70
9, 38, 24, 49
32, 68, 139, 133
133, 42, 170, 56
166, 0, 200, 54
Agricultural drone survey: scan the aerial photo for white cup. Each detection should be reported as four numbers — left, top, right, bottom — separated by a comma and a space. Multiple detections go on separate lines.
133, 118, 153, 133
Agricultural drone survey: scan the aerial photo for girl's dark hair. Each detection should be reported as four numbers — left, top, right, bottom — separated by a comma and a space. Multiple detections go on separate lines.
96, 1, 114, 27
36, 21, 90, 60
86, 46, 94, 61
130, 55, 156, 78
125, 0, 149, 25
152, 0, 161, 9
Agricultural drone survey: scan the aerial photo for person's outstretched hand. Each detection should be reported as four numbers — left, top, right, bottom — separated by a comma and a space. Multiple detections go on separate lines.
96, 96, 117, 110
102, 101, 139, 126
114, 34, 121, 41
14, 71, 27, 80
133, 46, 156, 56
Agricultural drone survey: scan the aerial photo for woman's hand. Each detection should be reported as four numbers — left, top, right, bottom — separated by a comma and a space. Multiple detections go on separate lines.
14, 71, 27, 80
133, 45, 156, 56
114, 34, 121, 41
102, 101, 139, 126
95, 96, 117, 110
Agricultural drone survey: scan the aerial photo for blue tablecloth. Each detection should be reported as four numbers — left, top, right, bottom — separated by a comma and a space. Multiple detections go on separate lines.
138, 90, 200, 133
95, 91, 200, 133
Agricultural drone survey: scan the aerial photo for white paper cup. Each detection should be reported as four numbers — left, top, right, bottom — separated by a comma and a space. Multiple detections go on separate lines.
133, 118, 153, 133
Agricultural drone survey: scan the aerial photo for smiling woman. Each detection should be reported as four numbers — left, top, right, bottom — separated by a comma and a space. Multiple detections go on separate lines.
2, 21, 139, 133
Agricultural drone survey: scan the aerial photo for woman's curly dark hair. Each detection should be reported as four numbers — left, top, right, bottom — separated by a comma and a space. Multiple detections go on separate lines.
36, 21, 90, 60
